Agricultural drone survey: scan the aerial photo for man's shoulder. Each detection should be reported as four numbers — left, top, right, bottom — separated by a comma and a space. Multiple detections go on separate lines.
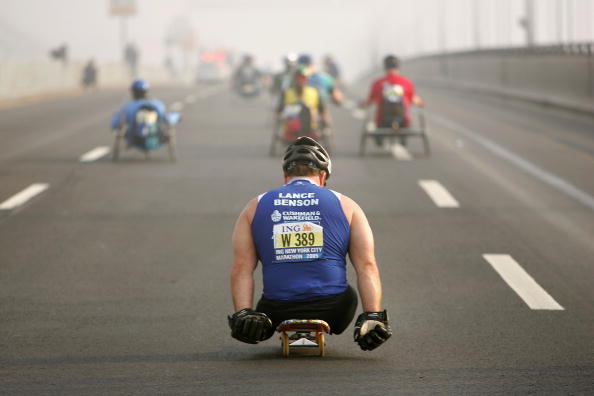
392, 74, 413, 86
370, 76, 386, 86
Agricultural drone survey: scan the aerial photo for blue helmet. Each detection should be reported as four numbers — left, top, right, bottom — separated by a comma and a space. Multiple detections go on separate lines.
131, 79, 149, 92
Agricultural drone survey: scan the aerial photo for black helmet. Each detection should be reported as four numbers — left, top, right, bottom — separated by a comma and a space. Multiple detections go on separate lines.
383, 55, 400, 70
282, 137, 332, 180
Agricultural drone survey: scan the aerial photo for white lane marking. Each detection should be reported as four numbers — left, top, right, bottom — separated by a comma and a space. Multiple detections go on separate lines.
185, 94, 196, 104
390, 143, 412, 160
352, 109, 366, 120
170, 101, 184, 111
483, 254, 564, 310
418, 180, 460, 208
0, 183, 49, 210
79, 146, 110, 162
195, 85, 224, 99
429, 113, 594, 211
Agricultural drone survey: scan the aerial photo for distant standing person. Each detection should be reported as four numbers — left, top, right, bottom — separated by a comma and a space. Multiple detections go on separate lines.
124, 43, 140, 78
81, 59, 98, 89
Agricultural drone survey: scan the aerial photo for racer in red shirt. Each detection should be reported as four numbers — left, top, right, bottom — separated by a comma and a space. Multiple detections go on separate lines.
362, 55, 424, 128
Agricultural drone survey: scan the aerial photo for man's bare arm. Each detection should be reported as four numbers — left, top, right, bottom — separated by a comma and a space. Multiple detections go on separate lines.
343, 196, 382, 312
230, 198, 258, 311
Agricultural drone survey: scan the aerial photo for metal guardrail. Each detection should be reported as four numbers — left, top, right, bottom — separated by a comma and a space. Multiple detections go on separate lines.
414, 42, 594, 60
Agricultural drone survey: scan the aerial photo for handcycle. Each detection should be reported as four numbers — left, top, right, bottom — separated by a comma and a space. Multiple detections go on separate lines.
112, 111, 181, 162
269, 104, 333, 156
359, 106, 429, 156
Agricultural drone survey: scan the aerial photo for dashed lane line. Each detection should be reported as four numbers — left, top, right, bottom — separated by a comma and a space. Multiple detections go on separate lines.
197, 86, 225, 99
366, 121, 377, 132
429, 113, 594, 211
483, 254, 564, 310
343, 100, 355, 110
170, 101, 184, 111
352, 109, 366, 120
0, 183, 49, 210
418, 180, 460, 208
390, 143, 412, 161
79, 146, 110, 162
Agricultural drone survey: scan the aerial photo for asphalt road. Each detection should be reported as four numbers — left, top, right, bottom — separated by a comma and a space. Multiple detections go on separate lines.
1, 80, 593, 395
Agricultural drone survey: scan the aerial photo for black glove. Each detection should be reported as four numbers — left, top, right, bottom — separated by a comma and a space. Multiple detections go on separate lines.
353, 310, 392, 351
228, 309, 274, 344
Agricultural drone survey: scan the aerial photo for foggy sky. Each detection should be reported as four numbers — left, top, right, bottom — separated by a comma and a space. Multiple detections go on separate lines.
2, 0, 593, 80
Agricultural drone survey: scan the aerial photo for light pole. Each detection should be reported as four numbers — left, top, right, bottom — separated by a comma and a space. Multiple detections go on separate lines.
556, 0, 563, 44
522, 0, 535, 47
439, 0, 447, 53
110, 0, 137, 58
473, 0, 481, 50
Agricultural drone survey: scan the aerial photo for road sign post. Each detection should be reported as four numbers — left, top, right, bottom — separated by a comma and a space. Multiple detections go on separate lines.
110, 0, 137, 54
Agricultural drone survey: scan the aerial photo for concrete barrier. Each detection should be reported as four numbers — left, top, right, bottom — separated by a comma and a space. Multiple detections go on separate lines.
0, 60, 173, 102
403, 43, 594, 114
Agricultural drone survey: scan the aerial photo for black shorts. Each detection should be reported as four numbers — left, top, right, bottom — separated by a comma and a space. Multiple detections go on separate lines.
256, 285, 358, 335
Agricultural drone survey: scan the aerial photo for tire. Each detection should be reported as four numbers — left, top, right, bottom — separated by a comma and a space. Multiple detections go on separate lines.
167, 130, 177, 162
269, 134, 277, 157
320, 130, 333, 154
359, 131, 367, 156
422, 133, 431, 156
112, 134, 122, 162
269, 122, 280, 156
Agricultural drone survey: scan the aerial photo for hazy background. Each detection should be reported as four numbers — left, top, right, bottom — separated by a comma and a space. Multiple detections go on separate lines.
1, 0, 593, 81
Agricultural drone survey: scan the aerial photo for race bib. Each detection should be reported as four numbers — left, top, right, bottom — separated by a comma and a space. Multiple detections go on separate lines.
272, 221, 324, 262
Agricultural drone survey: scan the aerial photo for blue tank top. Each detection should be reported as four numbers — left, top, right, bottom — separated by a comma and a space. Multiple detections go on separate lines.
252, 178, 350, 301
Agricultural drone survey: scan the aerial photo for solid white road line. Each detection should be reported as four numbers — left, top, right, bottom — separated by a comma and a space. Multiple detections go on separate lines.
483, 254, 564, 310
418, 180, 460, 208
390, 143, 412, 160
79, 146, 110, 162
429, 113, 594, 211
0, 183, 49, 210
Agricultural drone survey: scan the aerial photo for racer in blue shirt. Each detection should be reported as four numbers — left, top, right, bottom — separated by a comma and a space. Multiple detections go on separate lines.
229, 137, 392, 351
297, 54, 343, 105
110, 79, 167, 132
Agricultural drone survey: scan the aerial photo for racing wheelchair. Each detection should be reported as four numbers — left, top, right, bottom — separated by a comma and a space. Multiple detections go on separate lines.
269, 103, 332, 156
112, 109, 181, 162
359, 106, 429, 157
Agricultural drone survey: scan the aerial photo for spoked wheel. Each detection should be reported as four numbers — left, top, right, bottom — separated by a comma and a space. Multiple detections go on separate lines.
269, 123, 281, 156
316, 332, 325, 356
112, 133, 122, 162
421, 133, 431, 156
320, 130, 333, 154
359, 129, 368, 156
281, 333, 289, 357
269, 134, 278, 157
167, 130, 177, 162
418, 109, 430, 156
398, 134, 408, 147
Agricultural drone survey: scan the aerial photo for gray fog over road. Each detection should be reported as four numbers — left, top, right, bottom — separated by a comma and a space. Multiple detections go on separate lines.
1, 79, 593, 394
